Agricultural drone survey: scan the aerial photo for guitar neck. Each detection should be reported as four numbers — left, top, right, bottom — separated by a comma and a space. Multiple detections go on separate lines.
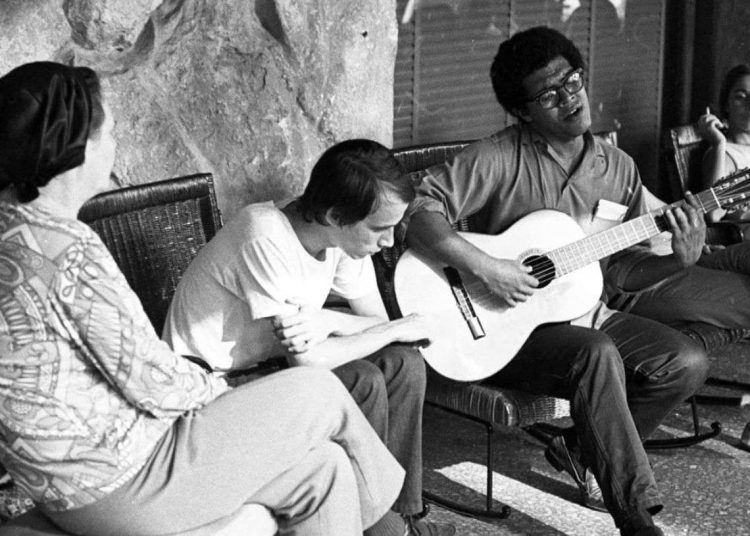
549, 188, 719, 276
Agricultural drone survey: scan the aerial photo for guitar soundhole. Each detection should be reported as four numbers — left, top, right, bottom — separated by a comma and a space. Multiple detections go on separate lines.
524, 254, 555, 288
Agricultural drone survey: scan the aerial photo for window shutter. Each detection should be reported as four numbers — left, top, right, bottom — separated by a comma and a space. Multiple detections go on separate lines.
394, 0, 666, 190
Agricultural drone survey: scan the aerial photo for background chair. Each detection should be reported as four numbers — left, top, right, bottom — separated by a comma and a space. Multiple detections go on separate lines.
665, 124, 706, 201
1, 173, 277, 536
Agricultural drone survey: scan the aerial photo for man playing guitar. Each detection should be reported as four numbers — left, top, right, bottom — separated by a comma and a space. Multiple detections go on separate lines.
404, 26, 709, 536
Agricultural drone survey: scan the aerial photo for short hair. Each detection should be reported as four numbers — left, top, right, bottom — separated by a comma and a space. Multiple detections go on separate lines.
719, 64, 750, 120
490, 26, 585, 117
297, 139, 413, 226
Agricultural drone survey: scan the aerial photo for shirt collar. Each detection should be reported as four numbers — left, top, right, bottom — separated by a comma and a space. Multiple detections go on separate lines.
519, 123, 605, 171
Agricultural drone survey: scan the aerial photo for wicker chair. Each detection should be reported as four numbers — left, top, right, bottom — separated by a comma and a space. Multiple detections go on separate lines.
78, 173, 222, 335
1, 174, 277, 536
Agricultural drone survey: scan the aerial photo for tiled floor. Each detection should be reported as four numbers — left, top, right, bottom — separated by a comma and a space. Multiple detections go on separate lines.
421, 342, 750, 536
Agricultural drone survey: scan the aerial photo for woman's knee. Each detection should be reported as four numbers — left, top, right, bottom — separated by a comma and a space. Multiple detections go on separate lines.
281, 442, 359, 527
272, 367, 345, 398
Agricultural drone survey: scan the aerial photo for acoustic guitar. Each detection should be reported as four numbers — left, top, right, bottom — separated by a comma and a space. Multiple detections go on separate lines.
394, 169, 750, 382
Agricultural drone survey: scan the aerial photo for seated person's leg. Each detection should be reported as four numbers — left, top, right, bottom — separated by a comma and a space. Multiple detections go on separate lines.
332, 349, 454, 535
44, 367, 404, 536
625, 263, 750, 329
601, 312, 709, 438
332, 359, 388, 439
697, 240, 750, 273
365, 344, 427, 516
490, 322, 661, 533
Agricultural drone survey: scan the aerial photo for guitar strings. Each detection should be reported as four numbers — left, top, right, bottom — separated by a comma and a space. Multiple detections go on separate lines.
455, 176, 750, 302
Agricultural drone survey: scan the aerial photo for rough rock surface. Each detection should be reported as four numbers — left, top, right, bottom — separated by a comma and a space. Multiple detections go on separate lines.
0, 0, 397, 219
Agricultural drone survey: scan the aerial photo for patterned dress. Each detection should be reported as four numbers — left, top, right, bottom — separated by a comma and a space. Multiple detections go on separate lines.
0, 201, 227, 512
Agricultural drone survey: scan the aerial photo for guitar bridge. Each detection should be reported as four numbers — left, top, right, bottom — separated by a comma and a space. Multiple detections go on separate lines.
443, 266, 486, 340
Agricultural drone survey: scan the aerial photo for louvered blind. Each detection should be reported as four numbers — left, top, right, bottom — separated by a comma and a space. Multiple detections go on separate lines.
394, 0, 666, 190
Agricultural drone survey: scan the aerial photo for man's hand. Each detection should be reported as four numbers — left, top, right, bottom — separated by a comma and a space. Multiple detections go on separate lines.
478, 258, 539, 307
271, 301, 333, 354
666, 191, 706, 268
374, 313, 433, 347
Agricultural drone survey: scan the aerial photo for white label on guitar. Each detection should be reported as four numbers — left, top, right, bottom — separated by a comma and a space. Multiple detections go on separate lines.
594, 199, 628, 221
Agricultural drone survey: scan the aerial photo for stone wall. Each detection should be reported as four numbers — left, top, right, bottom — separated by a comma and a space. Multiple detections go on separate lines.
0, 0, 398, 219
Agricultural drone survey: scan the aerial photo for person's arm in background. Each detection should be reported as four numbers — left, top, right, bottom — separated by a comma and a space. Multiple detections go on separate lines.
63, 236, 228, 418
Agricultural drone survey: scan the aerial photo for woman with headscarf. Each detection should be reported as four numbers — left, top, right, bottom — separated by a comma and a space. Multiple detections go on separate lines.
0, 61, 405, 536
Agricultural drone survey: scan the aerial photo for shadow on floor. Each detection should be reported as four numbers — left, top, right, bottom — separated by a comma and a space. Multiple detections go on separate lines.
421, 341, 750, 536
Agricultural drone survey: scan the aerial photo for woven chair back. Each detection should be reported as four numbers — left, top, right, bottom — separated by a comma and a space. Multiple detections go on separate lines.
78, 173, 222, 335
665, 124, 706, 201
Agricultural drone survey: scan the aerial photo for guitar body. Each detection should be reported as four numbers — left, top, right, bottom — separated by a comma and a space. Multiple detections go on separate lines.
395, 210, 603, 381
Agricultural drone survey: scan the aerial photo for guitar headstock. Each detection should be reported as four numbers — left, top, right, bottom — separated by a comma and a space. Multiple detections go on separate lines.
714, 167, 750, 211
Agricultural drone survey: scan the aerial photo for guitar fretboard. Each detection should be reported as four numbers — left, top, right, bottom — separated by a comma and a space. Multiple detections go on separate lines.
548, 189, 719, 277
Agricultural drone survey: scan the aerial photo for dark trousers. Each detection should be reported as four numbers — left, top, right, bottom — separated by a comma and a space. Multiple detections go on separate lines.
489, 311, 709, 529
623, 241, 750, 328
333, 344, 426, 516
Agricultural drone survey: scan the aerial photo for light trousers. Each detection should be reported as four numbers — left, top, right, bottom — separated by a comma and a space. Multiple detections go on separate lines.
46, 367, 404, 536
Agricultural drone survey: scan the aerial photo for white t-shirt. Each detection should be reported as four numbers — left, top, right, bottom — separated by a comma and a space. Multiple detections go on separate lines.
162, 202, 376, 371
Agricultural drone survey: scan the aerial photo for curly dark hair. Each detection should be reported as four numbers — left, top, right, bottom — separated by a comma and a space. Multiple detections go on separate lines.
490, 26, 584, 117
297, 139, 413, 226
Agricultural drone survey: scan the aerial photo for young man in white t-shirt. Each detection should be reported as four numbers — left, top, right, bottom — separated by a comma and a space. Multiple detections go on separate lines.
163, 139, 454, 536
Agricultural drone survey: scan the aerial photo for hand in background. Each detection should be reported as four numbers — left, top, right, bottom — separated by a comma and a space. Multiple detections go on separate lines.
697, 107, 727, 146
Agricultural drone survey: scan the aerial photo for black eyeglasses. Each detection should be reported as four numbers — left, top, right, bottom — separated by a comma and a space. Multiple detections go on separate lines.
526, 68, 585, 109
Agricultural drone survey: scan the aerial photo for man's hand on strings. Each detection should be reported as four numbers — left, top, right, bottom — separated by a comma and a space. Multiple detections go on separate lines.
479, 258, 539, 308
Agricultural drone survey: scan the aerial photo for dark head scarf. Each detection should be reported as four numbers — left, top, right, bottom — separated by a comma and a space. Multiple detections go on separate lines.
0, 62, 94, 202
